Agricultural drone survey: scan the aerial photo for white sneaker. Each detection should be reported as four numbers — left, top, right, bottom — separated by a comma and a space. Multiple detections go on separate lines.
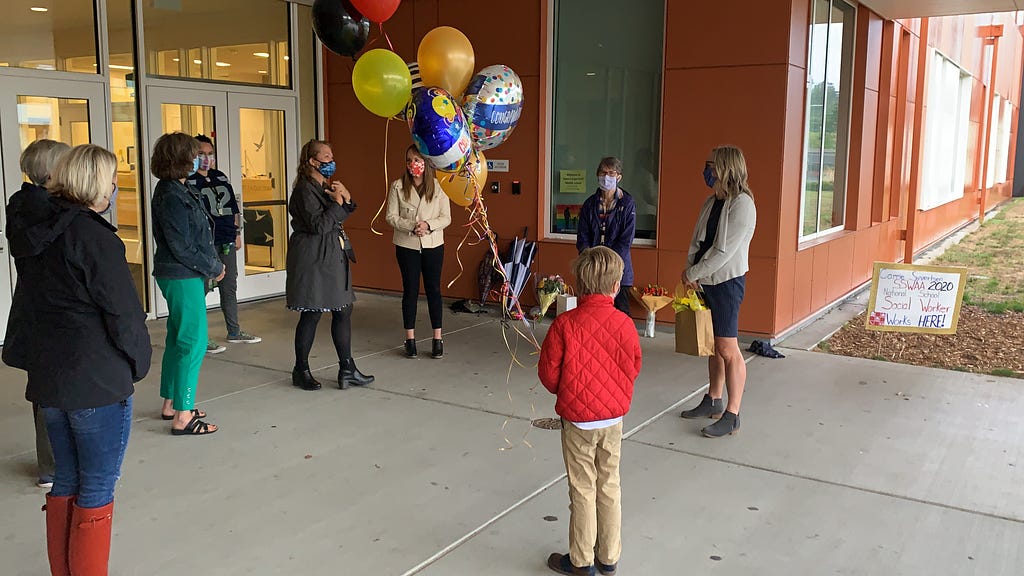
206, 340, 227, 354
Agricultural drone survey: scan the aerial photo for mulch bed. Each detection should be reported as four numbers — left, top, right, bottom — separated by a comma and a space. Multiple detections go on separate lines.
824, 306, 1024, 377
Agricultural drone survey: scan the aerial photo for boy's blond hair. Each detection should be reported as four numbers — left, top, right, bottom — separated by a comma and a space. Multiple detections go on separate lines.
572, 246, 624, 296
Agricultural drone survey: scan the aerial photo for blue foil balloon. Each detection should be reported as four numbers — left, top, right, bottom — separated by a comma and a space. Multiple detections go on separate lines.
462, 65, 524, 151
405, 87, 473, 172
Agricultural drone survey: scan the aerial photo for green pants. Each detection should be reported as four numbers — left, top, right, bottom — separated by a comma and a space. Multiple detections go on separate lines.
157, 277, 208, 411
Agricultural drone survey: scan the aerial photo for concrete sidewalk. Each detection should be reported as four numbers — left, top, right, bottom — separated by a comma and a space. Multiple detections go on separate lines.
1, 292, 1021, 575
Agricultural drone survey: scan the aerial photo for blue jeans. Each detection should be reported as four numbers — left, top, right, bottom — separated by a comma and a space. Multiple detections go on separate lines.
42, 397, 133, 508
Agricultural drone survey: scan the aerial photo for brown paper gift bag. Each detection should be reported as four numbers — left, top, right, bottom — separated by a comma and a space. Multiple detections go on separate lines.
673, 286, 715, 356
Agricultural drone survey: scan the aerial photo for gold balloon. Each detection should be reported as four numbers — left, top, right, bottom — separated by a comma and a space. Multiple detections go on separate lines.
437, 151, 487, 207
417, 26, 475, 98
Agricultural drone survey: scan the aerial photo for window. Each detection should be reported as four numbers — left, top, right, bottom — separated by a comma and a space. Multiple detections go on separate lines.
921, 52, 971, 211
801, 0, 855, 238
549, 0, 664, 240
995, 97, 1012, 184
0, 0, 97, 74
143, 0, 290, 87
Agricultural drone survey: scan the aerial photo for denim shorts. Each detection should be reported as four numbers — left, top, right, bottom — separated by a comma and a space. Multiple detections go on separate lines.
701, 275, 746, 338
42, 396, 133, 508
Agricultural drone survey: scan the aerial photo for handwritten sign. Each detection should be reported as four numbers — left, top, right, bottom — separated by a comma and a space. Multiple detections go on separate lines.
865, 263, 968, 334
559, 170, 586, 193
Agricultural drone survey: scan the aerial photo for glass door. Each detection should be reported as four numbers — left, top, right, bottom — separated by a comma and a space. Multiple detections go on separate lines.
0, 78, 108, 343
228, 93, 297, 300
145, 86, 230, 316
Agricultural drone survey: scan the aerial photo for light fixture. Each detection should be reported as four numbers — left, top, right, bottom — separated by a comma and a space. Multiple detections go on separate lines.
283, 55, 289, 61
30, 6, 48, 12
193, 59, 202, 64
214, 61, 230, 67
36, 64, 55, 70
258, 70, 268, 74
109, 64, 134, 71
586, 72, 596, 76
172, 57, 180, 62
253, 52, 270, 58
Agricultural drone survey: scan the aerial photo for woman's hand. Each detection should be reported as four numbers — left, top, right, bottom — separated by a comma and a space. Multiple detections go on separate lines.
414, 220, 430, 237
681, 271, 700, 292
328, 181, 351, 205
215, 264, 227, 283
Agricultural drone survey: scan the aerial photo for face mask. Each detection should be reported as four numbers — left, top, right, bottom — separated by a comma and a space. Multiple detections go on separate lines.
703, 164, 717, 189
317, 160, 336, 179
408, 159, 426, 177
599, 175, 618, 192
100, 185, 118, 216
191, 157, 200, 175
199, 154, 215, 171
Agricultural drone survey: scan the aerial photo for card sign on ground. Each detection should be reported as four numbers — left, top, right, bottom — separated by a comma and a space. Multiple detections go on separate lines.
865, 262, 968, 334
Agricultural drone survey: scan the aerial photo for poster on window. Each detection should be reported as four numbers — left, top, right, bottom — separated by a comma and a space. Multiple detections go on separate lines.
865, 262, 968, 334
555, 204, 582, 233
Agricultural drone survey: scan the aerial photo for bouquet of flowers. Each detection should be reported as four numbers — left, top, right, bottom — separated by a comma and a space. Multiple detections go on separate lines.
536, 274, 569, 317
630, 284, 674, 337
672, 286, 708, 312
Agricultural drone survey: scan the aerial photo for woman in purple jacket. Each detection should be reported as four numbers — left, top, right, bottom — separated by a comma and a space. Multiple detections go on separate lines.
576, 156, 636, 316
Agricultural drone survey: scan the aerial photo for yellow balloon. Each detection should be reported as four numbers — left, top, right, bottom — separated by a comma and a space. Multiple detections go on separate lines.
352, 49, 412, 118
418, 27, 475, 98
437, 151, 487, 207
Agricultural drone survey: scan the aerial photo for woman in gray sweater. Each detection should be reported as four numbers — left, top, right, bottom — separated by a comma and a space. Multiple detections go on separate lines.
679, 146, 757, 438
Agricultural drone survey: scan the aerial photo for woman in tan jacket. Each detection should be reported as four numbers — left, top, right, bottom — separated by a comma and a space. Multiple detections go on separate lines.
386, 145, 452, 359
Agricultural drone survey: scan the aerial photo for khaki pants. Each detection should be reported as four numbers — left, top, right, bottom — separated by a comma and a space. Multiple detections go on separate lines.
561, 419, 623, 568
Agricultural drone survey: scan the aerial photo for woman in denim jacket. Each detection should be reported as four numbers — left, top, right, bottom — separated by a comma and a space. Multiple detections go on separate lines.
151, 132, 225, 436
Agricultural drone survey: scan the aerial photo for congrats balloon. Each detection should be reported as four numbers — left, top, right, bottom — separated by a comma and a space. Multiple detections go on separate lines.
461, 65, 524, 151
312, 0, 370, 58
406, 87, 473, 172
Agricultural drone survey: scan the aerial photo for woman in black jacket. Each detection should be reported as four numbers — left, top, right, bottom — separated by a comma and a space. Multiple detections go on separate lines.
287, 139, 374, 390
2, 144, 152, 576
6, 139, 69, 490
151, 132, 225, 435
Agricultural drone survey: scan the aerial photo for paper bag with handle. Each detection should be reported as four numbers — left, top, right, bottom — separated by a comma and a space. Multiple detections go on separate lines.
673, 283, 715, 356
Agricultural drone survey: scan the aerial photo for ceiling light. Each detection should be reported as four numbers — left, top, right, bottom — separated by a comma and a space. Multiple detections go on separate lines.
30, 6, 48, 12
109, 64, 134, 70
172, 58, 180, 62
215, 61, 231, 67
586, 72, 596, 76
258, 70, 268, 74
283, 55, 289, 61
253, 52, 270, 58
36, 64, 55, 70
193, 59, 202, 64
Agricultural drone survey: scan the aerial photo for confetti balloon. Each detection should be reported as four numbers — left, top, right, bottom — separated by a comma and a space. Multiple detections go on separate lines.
406, 87, 473, 172
461, 65, 524, 151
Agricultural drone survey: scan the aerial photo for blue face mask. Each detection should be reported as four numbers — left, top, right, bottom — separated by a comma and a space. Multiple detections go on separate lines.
703, 164, 717, 189
100, 185, 118, 216
191, 156, 201, 175
317, 160, 336, 179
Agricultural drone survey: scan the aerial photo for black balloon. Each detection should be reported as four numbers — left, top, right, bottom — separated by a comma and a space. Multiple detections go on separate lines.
312, 0, 371, 58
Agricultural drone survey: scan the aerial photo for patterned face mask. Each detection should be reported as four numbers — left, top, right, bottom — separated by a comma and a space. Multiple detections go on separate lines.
408, 158, 426, 177
317, 160, 336, 178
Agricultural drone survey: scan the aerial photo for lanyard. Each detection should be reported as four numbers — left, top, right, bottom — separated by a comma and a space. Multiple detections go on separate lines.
598, 196, 617, 245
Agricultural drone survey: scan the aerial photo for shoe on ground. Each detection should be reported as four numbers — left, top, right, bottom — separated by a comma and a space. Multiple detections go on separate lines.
431, 338, 443, 359
206, 340, 227, 354
227, 331, 262, 344
597, 561, 616, 576
404, 338, 417, 358
680, 393, 724, 419
702, 411, 740, 437
547, 553, 595, 576
37, 475, 54, 489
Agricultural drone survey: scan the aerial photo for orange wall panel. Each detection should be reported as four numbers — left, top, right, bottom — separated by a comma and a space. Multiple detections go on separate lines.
667, 0, 793, 70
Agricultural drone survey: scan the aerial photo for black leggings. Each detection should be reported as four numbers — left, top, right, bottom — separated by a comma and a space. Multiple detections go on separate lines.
396, 245, 444, 330
294, 308, 352, 370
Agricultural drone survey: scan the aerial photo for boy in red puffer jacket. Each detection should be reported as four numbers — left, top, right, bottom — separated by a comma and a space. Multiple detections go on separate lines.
539, 246, 643, 576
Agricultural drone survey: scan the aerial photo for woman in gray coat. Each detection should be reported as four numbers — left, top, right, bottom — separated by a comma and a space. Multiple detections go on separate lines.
287, 139, 374, 391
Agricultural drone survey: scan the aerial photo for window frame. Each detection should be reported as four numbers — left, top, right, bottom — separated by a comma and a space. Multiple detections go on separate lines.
799, 0, 857, 243
920, 49, 972, 211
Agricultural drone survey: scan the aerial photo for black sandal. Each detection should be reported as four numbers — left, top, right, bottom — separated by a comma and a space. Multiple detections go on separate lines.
171, 414, 218, 436
161, 408, 206, 421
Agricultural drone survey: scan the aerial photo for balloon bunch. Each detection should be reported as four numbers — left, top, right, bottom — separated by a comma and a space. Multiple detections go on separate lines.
312, 10, 534, 347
